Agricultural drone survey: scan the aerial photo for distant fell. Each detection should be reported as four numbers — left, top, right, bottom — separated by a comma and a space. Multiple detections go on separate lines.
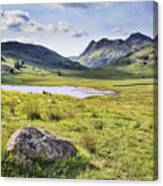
1, 41, 85, 70
77, 32, 153, 68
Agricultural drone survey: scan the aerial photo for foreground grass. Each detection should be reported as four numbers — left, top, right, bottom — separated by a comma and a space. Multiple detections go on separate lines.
1, 76, 157, 180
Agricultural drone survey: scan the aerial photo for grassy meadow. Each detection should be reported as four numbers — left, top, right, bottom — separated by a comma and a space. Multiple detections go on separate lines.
1, 64, 157, 179
1, 1, 158, 181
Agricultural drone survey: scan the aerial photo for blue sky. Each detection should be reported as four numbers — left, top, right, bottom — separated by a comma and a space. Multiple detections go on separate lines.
1, 1, 155, 56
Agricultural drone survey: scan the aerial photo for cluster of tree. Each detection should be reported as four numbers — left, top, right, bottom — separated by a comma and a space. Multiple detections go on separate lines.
14, 60, 25, 70
10, 60, 25, 74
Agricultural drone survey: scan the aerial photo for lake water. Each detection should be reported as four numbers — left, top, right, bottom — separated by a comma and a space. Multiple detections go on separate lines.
1, 85, 116, 99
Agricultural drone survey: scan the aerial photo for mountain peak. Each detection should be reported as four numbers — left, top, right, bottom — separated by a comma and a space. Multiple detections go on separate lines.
129, 32, 146, 37
90, 40, 96, 44
125, 32, 153, 47
78, 32, 153, 68
80, 40, 96, 56
98, 38, 110, 42
97, 38, 113, 45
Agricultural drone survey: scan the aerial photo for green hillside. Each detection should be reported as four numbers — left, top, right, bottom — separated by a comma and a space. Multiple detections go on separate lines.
1, 41, 85, 70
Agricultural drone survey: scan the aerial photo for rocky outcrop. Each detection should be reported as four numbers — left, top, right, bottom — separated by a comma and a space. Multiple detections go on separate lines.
6, 126, 76, 161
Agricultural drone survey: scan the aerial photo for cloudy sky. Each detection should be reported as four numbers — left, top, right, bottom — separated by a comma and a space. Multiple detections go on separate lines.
1, 1, 155, 56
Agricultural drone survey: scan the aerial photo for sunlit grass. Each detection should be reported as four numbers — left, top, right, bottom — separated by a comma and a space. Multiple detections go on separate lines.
1, 76, 157, 180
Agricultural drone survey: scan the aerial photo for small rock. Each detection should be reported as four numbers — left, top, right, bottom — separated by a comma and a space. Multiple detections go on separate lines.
6, 126, 76, 161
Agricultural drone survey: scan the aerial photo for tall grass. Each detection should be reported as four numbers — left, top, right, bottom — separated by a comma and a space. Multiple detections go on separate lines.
1, 153, 96, 178
24, 98, 41, 120
91, 119, 106, 130
45, 107, 64, 121
80, 134, 96, 153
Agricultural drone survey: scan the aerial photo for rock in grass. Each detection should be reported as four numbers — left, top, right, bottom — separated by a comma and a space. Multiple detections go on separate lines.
6, 126, 76, 161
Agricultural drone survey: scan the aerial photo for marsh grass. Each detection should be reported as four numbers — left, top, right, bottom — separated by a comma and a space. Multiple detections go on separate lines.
91, 119, 106, 130
45, 105, 75, 121
80, 133, 96, 153
10, 100, 15, 115
45, 107, 64, 121
24, 98, 42, 120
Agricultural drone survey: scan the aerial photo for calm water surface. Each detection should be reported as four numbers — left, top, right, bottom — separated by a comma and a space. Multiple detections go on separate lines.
1, 85, 116, 99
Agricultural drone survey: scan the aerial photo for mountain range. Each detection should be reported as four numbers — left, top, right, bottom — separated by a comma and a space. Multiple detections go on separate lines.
77, 32, 154, 68
1, 32, 157, 75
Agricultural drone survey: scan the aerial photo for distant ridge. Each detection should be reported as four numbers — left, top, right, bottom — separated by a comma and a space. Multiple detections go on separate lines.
78, 32, 153, 68
1, 41, 85, 70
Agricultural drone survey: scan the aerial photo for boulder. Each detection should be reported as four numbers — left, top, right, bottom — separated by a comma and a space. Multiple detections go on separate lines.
6, 126, 76, 161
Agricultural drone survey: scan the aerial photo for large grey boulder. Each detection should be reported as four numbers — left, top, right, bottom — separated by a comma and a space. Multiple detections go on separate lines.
6, 126, 76, 161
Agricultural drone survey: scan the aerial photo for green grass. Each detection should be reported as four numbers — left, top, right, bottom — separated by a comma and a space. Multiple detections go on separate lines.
1, 56, 157, 179
1, 75, 157, 180
1, 55, 156, 86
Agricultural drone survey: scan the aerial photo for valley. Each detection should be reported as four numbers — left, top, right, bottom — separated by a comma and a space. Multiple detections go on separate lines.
1, 32, 158, 180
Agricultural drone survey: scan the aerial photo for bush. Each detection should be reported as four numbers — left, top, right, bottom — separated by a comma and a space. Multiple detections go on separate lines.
80, 134, 96, 153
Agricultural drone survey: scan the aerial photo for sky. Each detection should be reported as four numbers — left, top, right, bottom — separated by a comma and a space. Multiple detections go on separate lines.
1, 1, 155, 57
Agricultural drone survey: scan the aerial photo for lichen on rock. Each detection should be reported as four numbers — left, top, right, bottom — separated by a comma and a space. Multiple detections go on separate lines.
6, 126, 76, 161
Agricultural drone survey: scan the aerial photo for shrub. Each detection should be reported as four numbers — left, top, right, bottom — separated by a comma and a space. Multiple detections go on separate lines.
80, 134, 96, 153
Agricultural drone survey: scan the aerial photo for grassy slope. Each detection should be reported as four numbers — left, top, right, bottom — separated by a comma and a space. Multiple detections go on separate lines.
1, 75, 157, 180
1, 56, 157, 180
1, 41, 85, 70
2, 55, 155, 87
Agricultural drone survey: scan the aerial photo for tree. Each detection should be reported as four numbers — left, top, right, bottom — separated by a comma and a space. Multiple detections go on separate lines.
1, 56, 5, 62
20, 60, 25, 67
10, 68, 14, 74
14, 61, 20, 70
143, 61, 147, 65
57, 71, 62, 76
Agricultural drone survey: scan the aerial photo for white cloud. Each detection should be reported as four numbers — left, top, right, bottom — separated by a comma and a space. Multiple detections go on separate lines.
57, 21, 88, 37
1, 10, 88, 37
1, 10, 45, 32
1, 10, 29, 31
